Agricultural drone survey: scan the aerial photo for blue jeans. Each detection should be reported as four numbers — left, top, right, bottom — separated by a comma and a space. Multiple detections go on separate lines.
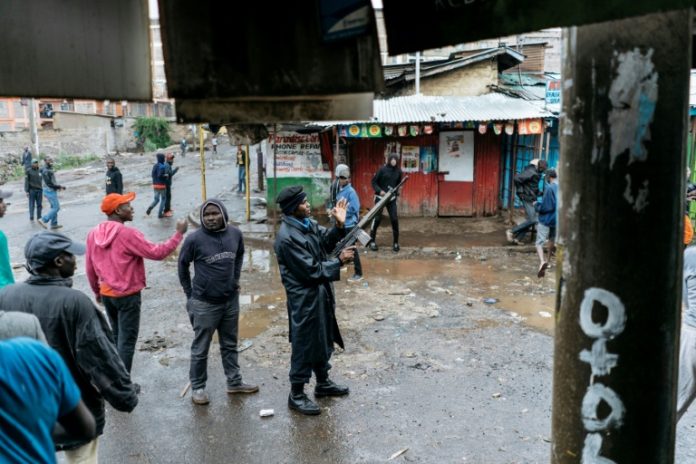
41, 189, 60, 226
148, 189, 166, 217
186, 296, 242, 389
511, 200, 537, 240
238, 166, 246, 192
28, 189, 42, 220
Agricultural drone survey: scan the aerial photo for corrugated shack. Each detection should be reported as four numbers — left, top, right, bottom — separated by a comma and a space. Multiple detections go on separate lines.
315, 93, 556, 217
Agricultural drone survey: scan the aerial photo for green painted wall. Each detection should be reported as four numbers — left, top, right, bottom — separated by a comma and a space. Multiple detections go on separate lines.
266, 176, 331, 215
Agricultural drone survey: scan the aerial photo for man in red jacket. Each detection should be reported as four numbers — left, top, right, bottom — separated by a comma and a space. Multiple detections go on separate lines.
86, 192, 188, 379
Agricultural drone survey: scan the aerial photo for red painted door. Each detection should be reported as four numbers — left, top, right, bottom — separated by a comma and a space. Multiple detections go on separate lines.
438, 131, 474, 216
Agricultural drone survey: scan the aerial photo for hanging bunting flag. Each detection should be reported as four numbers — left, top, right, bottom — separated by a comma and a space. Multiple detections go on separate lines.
409, 125, 420, 136
348, 124, 361, 137
453, 122, 464, 129
384, 125, 394, 136
493, 123, 503, 135
478, 122, 487, 135
368, 124, 382, 137
518, 119, 543, 135
505, 122, 515, 135
423, 124, 433, 135
398, 125, 408, 137
338, 126, 349, 137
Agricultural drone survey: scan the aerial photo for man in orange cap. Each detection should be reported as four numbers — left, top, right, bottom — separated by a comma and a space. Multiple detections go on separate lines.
86, 193, 188, 381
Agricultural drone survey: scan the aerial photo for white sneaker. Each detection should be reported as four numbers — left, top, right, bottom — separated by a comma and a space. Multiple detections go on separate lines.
191, 388, 210, 405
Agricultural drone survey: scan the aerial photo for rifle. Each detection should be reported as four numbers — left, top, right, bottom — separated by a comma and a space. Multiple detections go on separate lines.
329, 176, 409, 259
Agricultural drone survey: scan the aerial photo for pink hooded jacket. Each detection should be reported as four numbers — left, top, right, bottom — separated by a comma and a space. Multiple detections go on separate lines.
86, 221, 183, 298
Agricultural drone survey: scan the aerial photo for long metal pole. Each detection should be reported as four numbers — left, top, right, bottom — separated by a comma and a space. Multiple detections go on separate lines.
29, 98, 39, 156
507, 131, 519, 222
273, 125, 278, 229
199, 125, 207, 201
415, 51, 421, 96
552, 10, 691, 463
245, 144, 251, 222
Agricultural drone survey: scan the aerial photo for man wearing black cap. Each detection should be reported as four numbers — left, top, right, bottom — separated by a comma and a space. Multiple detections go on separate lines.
0, 231, 138, 461
25, 159, 43, 221
0, 189, 14, 289
274, 185, 355, 415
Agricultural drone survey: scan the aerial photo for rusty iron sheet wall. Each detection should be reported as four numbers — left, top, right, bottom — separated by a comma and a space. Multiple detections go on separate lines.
473, 131, 503, 216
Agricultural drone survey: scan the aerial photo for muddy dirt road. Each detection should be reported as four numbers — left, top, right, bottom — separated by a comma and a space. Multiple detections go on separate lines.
1, 148, 695, 463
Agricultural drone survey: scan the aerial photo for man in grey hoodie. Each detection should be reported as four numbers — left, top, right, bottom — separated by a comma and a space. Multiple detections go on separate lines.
177, 199, 259, 405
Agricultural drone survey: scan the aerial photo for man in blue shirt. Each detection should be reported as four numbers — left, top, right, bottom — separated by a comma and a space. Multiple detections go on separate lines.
535, 169, 557, 278
335, 166, 363, 281
0, 337, 95, 463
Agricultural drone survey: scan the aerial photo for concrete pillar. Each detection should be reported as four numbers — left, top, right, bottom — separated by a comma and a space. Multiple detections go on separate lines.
552, 9, 692, 463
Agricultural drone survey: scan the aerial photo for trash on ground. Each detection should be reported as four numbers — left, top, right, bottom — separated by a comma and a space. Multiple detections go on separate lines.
237, 340, 253, 352
388, 448, 409, 461
538, 311, 552, 318
483, 298, 498, 305
259, 409, 274, 417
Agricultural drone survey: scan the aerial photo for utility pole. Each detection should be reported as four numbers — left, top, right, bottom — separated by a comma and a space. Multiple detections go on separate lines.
199, 124, 207, 201
245, 144, 251, 222
28, 98, 39, 156
552, 10, 691, 463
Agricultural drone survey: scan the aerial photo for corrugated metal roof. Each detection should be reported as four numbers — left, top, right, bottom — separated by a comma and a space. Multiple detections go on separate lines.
314, 94, 554, 125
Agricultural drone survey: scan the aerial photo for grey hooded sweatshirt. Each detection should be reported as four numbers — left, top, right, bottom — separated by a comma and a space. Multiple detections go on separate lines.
177, 199, 244, 304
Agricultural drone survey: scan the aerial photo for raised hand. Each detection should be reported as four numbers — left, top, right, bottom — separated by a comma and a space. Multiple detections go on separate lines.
332, 198, 348, 227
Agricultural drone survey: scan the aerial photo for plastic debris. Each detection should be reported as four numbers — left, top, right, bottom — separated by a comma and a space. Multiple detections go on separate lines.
483, 298, 498, 305
259, 409, 275, 417
388, 448, 409, 461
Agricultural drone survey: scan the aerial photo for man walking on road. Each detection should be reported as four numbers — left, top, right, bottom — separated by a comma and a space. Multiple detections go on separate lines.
369, 153, 402, 252
236, 146, 247, 194
274, 186, 354, 415
21, 146, 32, 170
25, 159, 43, 221
535, 169, 557, 278
146, 153, 169, 218
178, 199, 258, 405
105, 158, 123, 195
163, 153, 179, 217
0, 231, 138, 462
38, 157, 66, 230
86, 192, 187, 376
0, 189, 14, 289
506, 159, 547, 244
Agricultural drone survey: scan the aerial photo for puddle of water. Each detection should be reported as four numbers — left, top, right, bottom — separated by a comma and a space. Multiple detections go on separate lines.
362, 258, 458, 278
496, 294, 555, 334
239, 305, 277, 338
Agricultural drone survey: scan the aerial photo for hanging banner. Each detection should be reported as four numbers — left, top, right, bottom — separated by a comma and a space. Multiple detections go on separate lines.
423, 124, 433, 135
420, 146, 437, 174
398, 125, 408, 137
384, 125, 394, 136
493, 123, 503, 135
518, 119, 543, 135
270, 133, 329, 178
401, 145, 420, 172
478, 123, 487, 135
439, 131, 474, 182
409, 125, 420, 136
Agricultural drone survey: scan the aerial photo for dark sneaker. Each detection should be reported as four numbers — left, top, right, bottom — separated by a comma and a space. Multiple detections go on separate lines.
392, 243, 400, 253
50, 224, 63, 230
288, 393, 321, 415
314, 380, 350, 397
227, 382, 259, 394
192, 388, 210, 405
146, 206, 153, 216
369, 241, 378, 251
537, 262, 549, 278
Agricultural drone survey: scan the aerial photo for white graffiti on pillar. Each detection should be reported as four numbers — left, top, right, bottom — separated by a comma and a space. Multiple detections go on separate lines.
578, 288, 626, 464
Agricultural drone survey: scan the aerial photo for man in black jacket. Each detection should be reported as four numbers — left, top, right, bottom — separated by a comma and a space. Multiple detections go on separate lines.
178, 199, 258, 405
369, 153, 402, 252
507, 159, 547, 244
25, 159, 43, 221
38, 157, 66, 230
0, 231, 138, 461
274, 186, 355, 415
105, 158, 123, 195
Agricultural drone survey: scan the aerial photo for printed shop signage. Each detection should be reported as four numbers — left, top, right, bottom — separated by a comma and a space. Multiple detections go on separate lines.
270, 132, 329, 178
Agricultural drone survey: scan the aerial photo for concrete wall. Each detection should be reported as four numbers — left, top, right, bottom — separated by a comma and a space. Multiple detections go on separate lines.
389, 60, 498, 97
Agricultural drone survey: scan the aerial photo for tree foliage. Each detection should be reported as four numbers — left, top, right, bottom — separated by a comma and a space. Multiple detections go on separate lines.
133, 117, 172, 151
